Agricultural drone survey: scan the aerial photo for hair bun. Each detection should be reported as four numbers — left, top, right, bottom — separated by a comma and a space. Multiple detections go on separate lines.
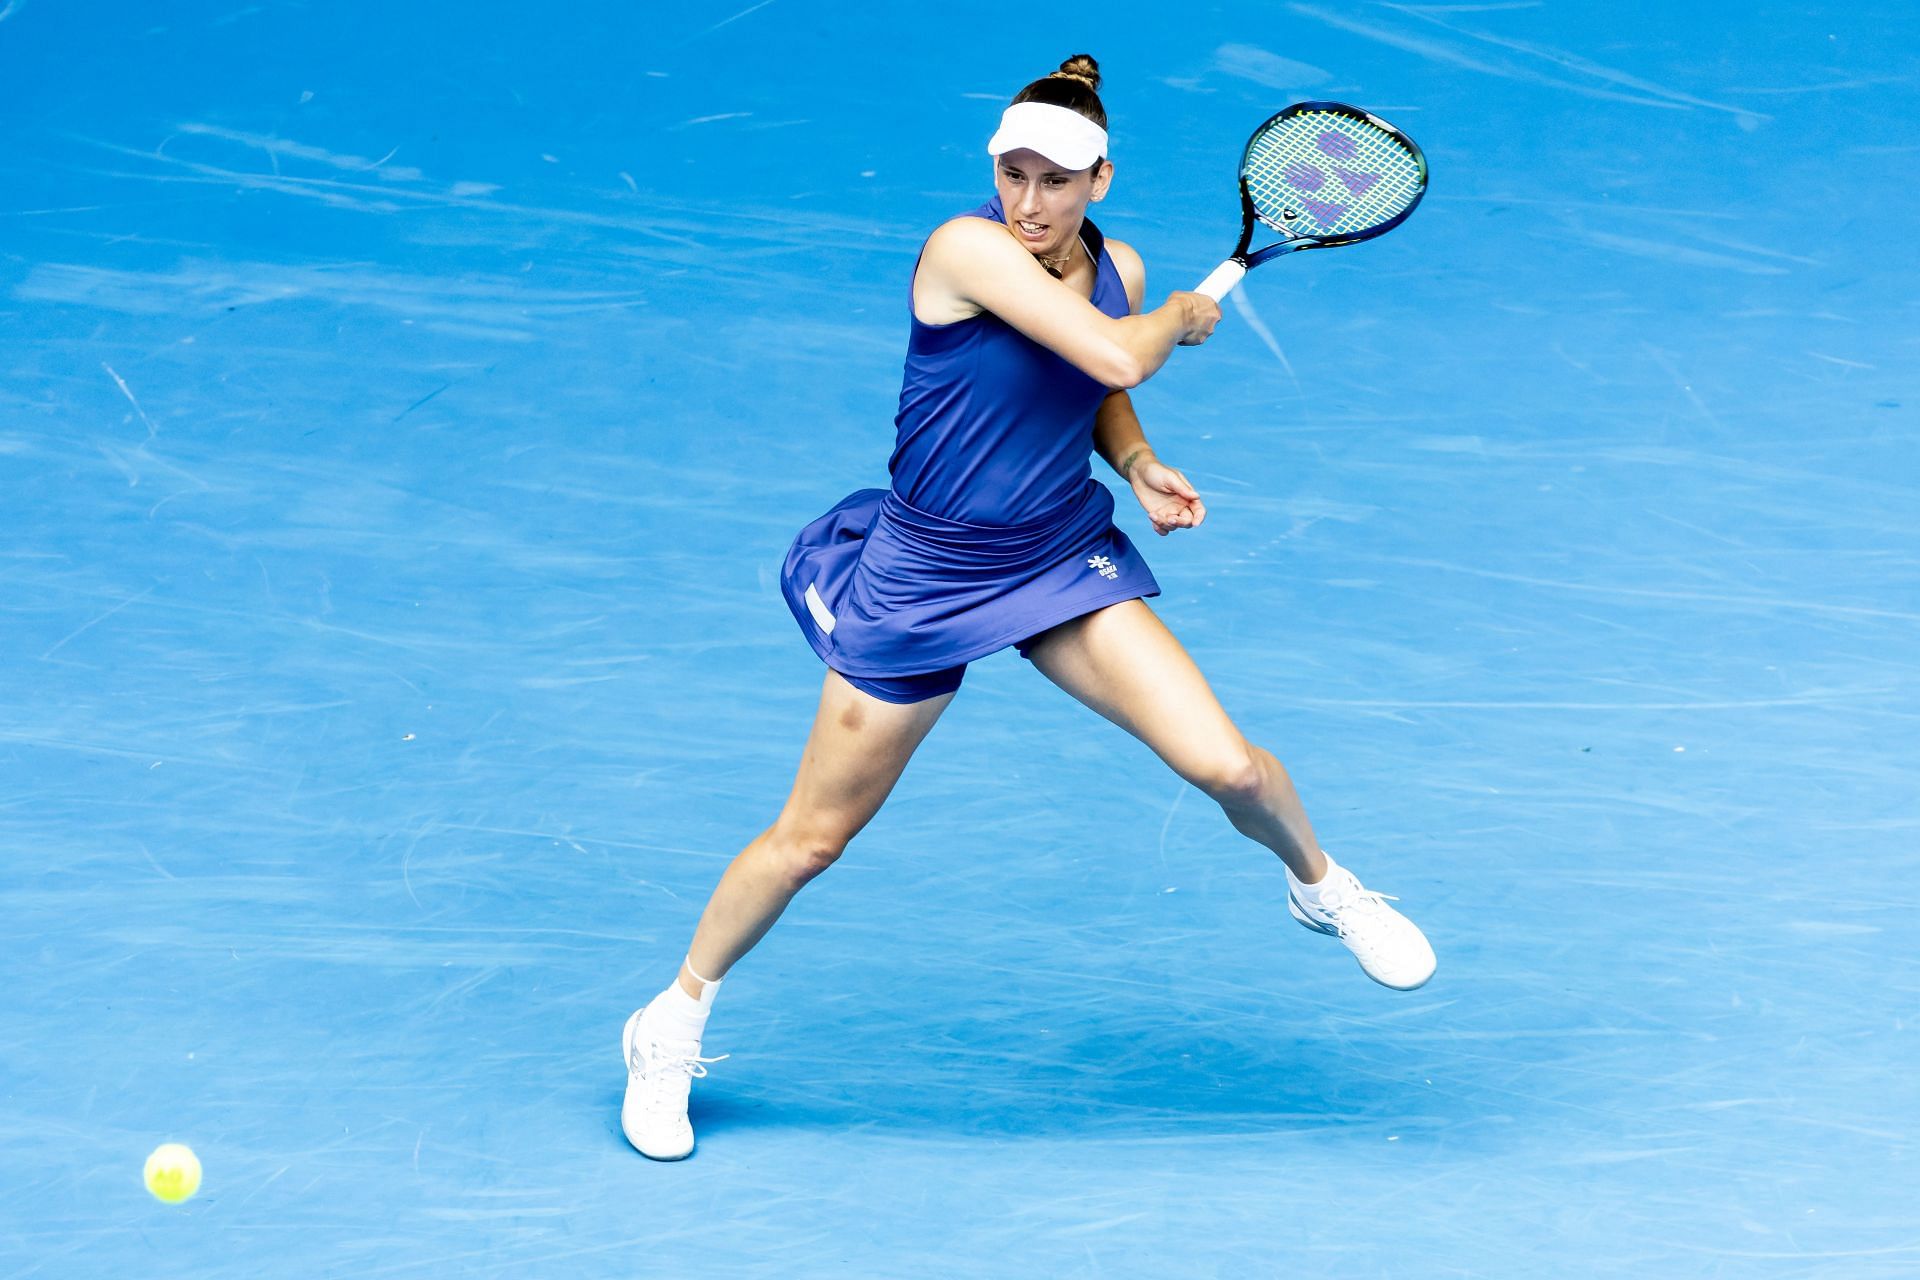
1051, 54, 1101, 91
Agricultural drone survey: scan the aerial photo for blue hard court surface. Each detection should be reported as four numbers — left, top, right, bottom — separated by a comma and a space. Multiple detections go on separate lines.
2, 2, 1917, 1275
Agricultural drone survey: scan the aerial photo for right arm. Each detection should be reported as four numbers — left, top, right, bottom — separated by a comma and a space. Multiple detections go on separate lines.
913, 217, 1219, 390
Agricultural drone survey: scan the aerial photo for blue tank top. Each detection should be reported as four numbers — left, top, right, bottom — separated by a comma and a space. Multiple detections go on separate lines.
887, 195, 1131, 526
776, 195, 1160, 679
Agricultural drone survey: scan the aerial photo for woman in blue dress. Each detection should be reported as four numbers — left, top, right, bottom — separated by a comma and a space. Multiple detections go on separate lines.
623, 55, 1436, 1160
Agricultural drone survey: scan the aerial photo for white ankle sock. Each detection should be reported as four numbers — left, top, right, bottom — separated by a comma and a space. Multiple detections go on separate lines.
1288, 855, 1345, 905
645, 961, 720, 1044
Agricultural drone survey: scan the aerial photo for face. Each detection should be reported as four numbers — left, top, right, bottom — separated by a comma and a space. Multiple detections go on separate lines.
993, 148, 1114, 260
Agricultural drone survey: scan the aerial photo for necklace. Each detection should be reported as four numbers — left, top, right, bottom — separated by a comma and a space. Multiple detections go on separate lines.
1035, 239, 1076, 279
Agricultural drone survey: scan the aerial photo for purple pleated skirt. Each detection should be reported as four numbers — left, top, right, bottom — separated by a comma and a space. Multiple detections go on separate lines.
780, 479, 1159, 678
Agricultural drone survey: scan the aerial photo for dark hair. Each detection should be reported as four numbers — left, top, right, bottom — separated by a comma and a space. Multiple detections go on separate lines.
1010, 54, 1106, 130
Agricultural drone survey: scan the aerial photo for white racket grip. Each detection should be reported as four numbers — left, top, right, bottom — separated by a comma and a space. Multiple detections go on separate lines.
1194, 260, 1245, 301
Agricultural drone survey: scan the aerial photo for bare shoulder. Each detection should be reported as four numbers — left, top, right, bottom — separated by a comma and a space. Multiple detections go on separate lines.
923, 213, 1025, 267
916, 215, 1033, 323
1104, 236, 1147, 314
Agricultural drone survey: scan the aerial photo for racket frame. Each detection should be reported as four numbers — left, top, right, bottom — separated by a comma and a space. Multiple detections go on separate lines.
1220, 100, 1428, 275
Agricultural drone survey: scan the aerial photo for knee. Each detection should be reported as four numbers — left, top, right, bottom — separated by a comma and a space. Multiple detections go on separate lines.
1191, 742, 1271, 808
762, 822, 850, 890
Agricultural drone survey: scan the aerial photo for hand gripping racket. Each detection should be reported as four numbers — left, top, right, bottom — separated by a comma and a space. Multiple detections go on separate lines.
1194, 101, 1428, 301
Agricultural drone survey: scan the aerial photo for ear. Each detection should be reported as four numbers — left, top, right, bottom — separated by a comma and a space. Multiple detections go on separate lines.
1088, 159, 1114, 203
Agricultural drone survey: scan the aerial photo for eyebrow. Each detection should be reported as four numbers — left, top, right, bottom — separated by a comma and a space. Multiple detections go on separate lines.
998, 162, 1073, 178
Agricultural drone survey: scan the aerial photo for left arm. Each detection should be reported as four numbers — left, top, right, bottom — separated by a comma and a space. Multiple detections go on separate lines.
1095, 239, 1208, 537
1093, 389, 1151, 480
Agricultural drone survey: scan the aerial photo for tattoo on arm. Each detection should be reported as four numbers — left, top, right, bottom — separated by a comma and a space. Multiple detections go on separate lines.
1119, 447, 1148, 479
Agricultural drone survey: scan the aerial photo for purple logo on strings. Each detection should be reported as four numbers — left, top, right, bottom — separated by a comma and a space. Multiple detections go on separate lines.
1276, 129, 1385, 226
1316, 131, 1359, 160
1283, 161, 1326, 191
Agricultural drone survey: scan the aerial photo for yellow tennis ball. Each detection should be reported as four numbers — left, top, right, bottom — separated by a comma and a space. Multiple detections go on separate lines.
144, 1143, 202, 1204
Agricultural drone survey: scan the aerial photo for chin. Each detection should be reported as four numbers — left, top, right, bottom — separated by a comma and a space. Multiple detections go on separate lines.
1010, 216, 1071, 255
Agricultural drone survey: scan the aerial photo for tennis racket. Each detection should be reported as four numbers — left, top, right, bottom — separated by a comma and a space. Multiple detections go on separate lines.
1194, 101, 1428, 301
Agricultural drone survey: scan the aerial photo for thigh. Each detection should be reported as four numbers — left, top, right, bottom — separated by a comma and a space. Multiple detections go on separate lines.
1020, 599, 1246, 781
777, 668, 956, 843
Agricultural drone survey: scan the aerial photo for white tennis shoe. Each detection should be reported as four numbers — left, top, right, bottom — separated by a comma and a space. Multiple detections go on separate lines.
621, 1004, 726, 1161
1289, 864, 1437, 991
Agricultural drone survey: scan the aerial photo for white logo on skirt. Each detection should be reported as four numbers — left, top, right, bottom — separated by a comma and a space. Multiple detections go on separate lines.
803, 582, 836, 634
1086, 554, 1118, 580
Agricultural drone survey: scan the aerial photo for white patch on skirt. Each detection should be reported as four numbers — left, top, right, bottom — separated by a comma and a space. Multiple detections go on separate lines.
803, 582, 836, 634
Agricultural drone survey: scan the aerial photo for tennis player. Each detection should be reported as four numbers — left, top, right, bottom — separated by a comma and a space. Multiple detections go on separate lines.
623, 56, 1436, 1161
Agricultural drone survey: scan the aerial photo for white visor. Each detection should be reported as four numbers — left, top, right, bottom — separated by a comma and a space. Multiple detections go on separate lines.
986, 102, 1109, 171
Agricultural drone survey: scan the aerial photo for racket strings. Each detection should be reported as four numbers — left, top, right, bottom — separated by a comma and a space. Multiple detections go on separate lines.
1243, 111, 1423, 240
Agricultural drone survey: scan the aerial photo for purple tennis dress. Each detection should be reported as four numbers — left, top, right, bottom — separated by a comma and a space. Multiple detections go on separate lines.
779, 195, 1160, 704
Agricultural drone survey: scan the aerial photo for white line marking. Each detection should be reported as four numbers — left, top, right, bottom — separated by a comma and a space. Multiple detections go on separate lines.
684, 0, 776, 43
40, 586, 158, 660
101, 362, 159, 438
1227, 288, 1303, 398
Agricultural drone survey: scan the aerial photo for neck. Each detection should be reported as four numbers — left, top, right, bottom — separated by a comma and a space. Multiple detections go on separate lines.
1034, 237, 1076, 278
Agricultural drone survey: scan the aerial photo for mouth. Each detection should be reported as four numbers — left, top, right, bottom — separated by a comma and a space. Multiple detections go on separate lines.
1014, 219, 1049, 240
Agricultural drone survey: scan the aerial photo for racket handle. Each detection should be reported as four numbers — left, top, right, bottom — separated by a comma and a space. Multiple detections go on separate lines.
1194, 260, 1245, 301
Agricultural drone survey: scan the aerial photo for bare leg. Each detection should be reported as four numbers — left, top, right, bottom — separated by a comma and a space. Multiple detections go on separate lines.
675, 670, 954, 998
1021, 598, 1329, 883
1022, 599, 1435, 992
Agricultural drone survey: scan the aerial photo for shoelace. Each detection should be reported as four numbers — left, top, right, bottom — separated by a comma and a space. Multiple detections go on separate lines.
1314, 888, 1401, 940
632, 1042, 730, 1113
